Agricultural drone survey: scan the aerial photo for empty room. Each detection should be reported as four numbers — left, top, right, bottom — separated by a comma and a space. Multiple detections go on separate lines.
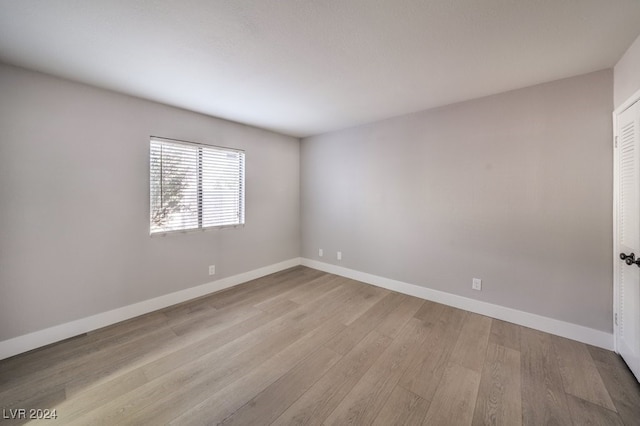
1, 1, 640, 425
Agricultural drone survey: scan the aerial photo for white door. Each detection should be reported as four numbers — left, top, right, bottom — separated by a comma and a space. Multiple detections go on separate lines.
615, 98, 640, 381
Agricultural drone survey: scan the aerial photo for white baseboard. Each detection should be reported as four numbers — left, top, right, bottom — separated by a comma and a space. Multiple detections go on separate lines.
0, 257, 302, 360
301, 258, 614, 350
1, 256, 614, 360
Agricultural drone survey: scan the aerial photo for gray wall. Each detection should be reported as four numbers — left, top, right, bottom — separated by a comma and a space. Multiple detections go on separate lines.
302, 69, 613, 332
0, 63, 300, 341
0, 61, 616, 341
615, 33, 640, 108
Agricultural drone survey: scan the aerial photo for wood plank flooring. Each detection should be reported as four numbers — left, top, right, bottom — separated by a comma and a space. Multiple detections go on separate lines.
1, 266, 639, 425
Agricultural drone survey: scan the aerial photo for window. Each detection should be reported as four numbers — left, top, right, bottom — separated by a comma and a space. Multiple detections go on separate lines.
150, 137, 245, 234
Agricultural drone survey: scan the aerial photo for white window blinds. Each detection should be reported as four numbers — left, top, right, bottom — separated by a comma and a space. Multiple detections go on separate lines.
150, 137, 245, 234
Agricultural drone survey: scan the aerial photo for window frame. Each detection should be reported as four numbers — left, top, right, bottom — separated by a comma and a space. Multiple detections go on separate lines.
149, 136, 245, 236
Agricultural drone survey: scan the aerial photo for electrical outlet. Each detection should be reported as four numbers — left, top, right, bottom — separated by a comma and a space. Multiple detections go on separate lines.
209, 265, 216, 276
472, 278, 482, 291
319, 248, 323, 257
337, 251, 342, 261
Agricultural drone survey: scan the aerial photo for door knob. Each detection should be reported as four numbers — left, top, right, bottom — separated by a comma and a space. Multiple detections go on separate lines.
620, 252, 640, 267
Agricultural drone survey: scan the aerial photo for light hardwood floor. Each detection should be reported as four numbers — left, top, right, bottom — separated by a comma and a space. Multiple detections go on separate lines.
1, 266, 639, 425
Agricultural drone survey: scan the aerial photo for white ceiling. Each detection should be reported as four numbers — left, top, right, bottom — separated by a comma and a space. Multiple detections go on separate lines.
1, 1, 639, 137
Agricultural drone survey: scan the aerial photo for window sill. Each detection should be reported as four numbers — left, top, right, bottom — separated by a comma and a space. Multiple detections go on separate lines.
149, 223, 245, 237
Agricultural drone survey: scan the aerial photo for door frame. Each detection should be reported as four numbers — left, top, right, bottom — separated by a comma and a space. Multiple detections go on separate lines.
613, 87, 640, 353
